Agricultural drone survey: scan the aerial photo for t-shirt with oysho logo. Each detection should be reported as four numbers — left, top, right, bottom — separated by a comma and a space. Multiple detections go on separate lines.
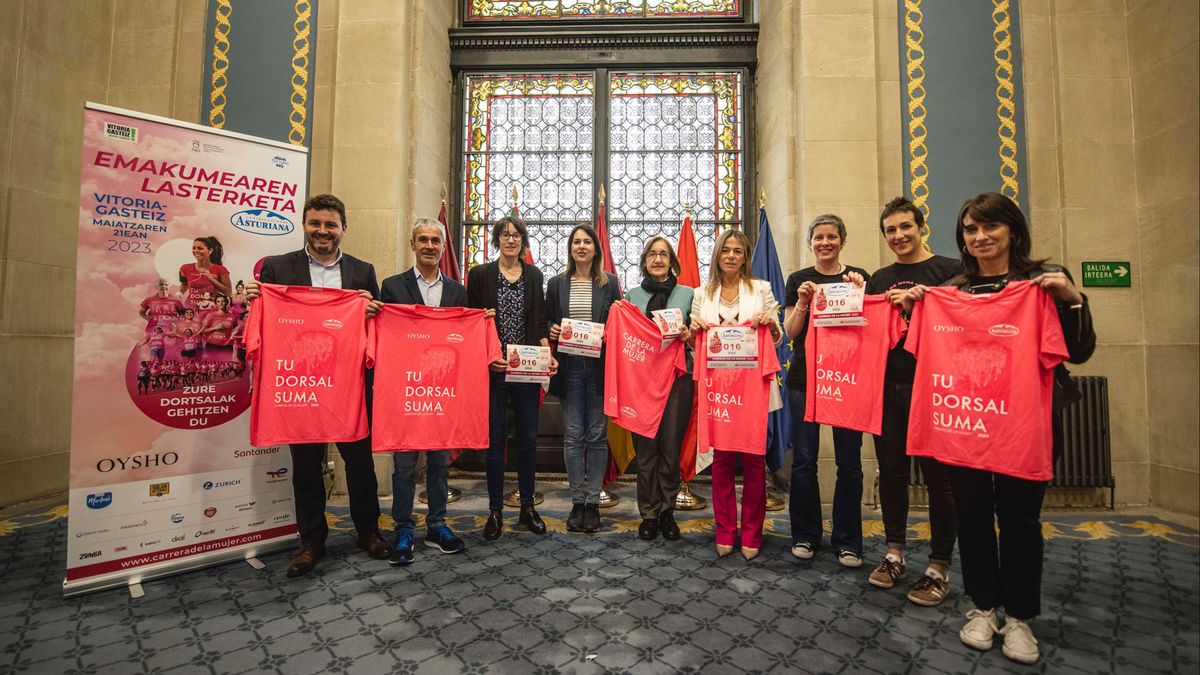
245, 283, 372, 446
905, 281, 1068, 481
694, 324, 780, 456
804, 294, 907, 435
603, 300, 687, 438
369, 304, 501, 452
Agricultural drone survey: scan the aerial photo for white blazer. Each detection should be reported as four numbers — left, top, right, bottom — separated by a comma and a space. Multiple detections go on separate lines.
692, 278, 783, 411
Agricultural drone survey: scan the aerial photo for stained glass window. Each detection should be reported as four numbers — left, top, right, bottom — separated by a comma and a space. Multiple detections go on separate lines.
459, 69, 744, 288
462, 74, 595, 273
466, 0, 741, 21
608, 71, 742, 289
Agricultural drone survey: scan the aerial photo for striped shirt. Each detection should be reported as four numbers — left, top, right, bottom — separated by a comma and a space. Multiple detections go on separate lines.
568, 277, 592, 321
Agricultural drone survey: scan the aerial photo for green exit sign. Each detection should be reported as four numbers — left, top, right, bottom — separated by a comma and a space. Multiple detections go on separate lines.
1081, 261, 1131, 287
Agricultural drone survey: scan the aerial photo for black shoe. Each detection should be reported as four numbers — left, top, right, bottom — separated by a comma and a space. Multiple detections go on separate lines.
659, 511, 680, 541
566, 504, 585, 532
638, 518, 659, 541
483, 510, 503, 541
582, 504, 601, 533
518, 506, 546, 534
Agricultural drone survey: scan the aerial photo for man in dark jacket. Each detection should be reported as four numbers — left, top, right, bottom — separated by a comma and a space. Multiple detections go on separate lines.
252, 193, 388, 576
378, 217, 474, 565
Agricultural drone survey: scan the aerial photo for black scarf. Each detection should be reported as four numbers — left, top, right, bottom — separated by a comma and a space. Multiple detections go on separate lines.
641, 273, 677, 317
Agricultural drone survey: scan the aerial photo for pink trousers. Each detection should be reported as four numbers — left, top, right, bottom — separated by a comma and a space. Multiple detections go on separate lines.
711, 449, 766, 548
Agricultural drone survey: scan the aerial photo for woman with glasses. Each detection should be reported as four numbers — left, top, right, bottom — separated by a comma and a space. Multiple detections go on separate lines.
547, 223, 622, 533
467, 216, 558, 541
624, 236, 695, 542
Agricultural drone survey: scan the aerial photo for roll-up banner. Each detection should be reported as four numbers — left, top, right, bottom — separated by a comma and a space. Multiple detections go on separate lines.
65, 103, 306, 596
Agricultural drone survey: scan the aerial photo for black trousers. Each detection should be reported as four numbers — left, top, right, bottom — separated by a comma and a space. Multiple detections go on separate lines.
873, 382, 957, 565
948, 464, 1047, 620
632, 375, 694, 520
289, 437, 381, 544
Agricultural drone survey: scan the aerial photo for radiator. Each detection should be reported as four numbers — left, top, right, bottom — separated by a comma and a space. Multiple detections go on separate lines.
903, 375, 1115, 508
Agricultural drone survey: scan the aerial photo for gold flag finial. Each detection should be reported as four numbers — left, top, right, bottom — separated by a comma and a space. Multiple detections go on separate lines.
598, 184, 606, 204
511, 185, 519, 204
441, 182, 447, 203
759, 187, 766, 208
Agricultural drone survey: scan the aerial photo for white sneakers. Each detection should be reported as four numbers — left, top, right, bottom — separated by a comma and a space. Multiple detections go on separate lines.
999, 618, 1040, 664
791, 541, 814, 559
959, 608, 1040, 664
959, 608, 1001, 650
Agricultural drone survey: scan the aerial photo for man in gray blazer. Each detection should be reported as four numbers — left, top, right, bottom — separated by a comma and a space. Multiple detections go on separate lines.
252, 193, 388, 577
378, 217, 475, 565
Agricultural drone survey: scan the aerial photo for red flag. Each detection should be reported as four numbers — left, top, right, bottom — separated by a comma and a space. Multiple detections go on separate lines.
676, 211, 701, 288
437, 202, 460, 283
595, 200, 617, 281
676, 210, 702, 480
511, 203, 535, 264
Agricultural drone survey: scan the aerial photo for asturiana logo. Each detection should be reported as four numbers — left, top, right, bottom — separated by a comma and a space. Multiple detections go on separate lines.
230, 209, 295, 237
988, 324, 1020, 337
322, 319, 343, 330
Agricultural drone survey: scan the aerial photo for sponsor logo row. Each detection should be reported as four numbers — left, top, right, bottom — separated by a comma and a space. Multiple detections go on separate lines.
91, 447, 283, 475
85, 467, 289, 510
76, 495, 294, 538
73, 512, 293, 562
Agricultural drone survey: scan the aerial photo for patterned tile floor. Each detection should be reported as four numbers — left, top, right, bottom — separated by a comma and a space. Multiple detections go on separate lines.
0, 479, 1196, 674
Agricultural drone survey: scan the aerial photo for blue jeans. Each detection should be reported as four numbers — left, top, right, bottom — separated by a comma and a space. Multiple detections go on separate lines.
562, 360, 607, 505
487, 372, 540, 511
788, 387, 864, 554
391, 450, 448, 532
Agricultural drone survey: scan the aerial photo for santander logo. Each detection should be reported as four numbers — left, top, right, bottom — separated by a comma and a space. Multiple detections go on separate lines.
322, 319, 343, 329
988, 324, 1020, 337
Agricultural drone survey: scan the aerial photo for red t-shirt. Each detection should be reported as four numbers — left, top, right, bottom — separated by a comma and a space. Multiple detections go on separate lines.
245, 283, 372, 446
804, 295, 906, 435
141, 294, 183, 332
201, 311, 237, 346
369, 304, 501, 452
694, 324, 780, 455
905, 281, 1068, 480
179, 263, 230, 309
603, 301, 687, 438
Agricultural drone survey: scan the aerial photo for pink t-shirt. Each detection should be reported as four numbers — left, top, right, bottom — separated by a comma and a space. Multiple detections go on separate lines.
905, 281, 1068, 480
245, 283, 372, 446
804, 295, 906, 435
179, 262, 229, 309
603, 300, 687, 438
141, 294, 183, 332
201, 311, 237, 346
369, 304, 501, 452
694, 324, 780, 455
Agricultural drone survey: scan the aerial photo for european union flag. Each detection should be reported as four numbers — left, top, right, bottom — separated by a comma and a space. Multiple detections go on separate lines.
751, 207, 792, 473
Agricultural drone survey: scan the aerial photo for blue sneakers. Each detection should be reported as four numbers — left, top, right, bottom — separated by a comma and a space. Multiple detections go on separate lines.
425, 524, 466, 554
388, 529, 414, 566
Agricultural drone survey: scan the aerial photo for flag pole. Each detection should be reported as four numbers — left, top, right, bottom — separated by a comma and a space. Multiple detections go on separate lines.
674, 195, 707, 512
595, 183, 622, 509
758, 187, 785, 512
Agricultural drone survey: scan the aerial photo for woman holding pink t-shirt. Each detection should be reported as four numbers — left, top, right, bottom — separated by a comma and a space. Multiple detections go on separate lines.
689, 230, 782, 561
903, 192, 1095, 665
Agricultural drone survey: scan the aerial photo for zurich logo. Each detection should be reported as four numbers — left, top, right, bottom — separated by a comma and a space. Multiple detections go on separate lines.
86, 492, 112, 509
203, 481, 214, 490
230, 209, 294, 237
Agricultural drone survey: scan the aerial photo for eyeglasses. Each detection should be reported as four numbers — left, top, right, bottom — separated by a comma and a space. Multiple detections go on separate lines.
646, 251, 670, 259
499, 233, 522, 241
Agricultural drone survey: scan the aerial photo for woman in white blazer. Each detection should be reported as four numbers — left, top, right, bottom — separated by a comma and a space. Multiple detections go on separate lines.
689, 229, 783, 560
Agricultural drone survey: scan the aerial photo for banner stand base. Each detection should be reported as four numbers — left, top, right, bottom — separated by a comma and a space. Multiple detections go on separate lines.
129, 583, 144, 599
246, 557, 266, 570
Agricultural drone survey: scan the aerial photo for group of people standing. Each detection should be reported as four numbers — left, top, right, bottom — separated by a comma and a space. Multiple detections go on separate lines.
249, 190, 1094, 666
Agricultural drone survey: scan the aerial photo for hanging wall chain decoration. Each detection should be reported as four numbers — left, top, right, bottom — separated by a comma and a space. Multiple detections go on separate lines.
992, 0, 1020, 204
903, 0, 932, 249
289, 1, 312, 146
209, 0, 233, 129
